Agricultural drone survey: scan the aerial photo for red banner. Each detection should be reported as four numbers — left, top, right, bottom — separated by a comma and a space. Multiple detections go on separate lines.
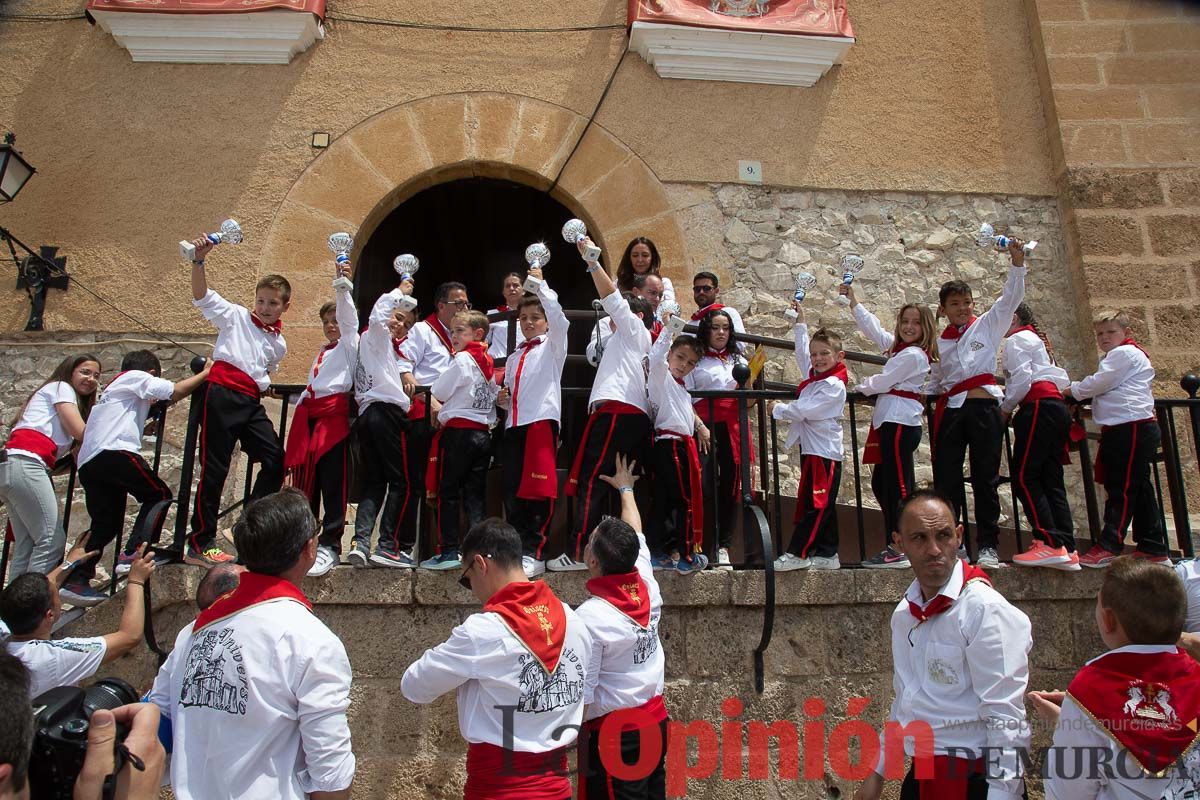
86, 0, 325, 19
629, 0, 854, 38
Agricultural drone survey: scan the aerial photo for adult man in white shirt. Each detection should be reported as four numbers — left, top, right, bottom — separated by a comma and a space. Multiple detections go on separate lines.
402, 517, 590, 800
2, 539, 156, 698
855, 489, 1032, 800
148, 488, 355, 800
690, 271, 745, 332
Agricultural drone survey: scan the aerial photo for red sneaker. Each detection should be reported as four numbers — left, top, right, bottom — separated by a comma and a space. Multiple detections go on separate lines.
1130, 550, 1171, 565
1012, 542, 1072, 569
1078, 546, 1118, 569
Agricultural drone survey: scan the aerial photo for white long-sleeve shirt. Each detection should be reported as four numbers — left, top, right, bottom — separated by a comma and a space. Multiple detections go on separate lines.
876, 559, 1032, 797
576, 532, 664, 722
504, 281, 569, 428
1043, 645, 1183, 800
1069, 343, 1156, 426
587, 291, 651, 414
303, 285, 358, 401
399, 316, 456, 386
930, 266, 1026, 408
78, 371, 175, 467
193, 289, 287, 391
852, 304, 931, 428
771, 323, 846, 461
431, 351, 498, 427
647, 328, 695, 437
485, 306, 526, 359
999, 329, 1069, 414
400, 601, 591, 753
148, 598, 355, 800
1178, 559, 1200, 634
354, 289, 412, 415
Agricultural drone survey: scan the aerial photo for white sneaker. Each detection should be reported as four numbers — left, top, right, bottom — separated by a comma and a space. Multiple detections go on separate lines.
810, 554, 841, 570
546, 554, 587, 572
523, 556, 546, 579
716, 547, 733, 571
773, 552, 811, 571
975, 547, 1001, 569
307, 546, 338, 577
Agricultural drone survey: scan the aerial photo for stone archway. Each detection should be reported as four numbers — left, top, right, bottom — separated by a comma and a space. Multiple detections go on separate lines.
260, 91, 689, 381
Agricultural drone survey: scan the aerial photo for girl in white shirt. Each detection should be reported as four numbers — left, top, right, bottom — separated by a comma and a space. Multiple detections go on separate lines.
841, 286, 936, 570
614, 236, 676, 309
1002, 303, 1078, 571
0, 354, 101, 582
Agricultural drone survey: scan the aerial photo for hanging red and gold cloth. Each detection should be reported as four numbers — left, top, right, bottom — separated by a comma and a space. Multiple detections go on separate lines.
86, 0, 325, 18
629, 0, 854, 38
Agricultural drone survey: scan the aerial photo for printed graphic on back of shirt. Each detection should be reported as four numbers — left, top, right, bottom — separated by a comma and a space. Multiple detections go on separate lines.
633, 621, 658, 665
516, 648, 584, 713
472, 377, 499, 411
180, 627, 249, 715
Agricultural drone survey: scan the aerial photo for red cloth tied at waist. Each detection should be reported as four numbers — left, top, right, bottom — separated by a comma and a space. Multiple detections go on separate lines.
208, 360, 261, 399
585, 695, 669, 733
910, 755, 986, 799
794, 454, 837, 524
1019, 382, 1073, 465
518, 420, 559, 501
426, 418, 489, 501
862, 389, 923, 465
465, 743, 570, 800
693, 397, 753, 494
566, 401, 647, 497
5, 428, 59, 469
408, 394, 429, 422
283, 392, 350, 498
655, 430, 704, 548
932, 373, 997, 455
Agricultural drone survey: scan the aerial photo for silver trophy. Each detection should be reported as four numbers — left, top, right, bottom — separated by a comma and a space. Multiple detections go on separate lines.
562, 218, 602, 263
661, 299, 686, 336
834, 255, 865, 307
524, 243, 551, 293
180, 219, 243, 262
976, 223, 1038, 255
785, 271, 818, 321
328, 232, 354, 292
393, 254, 419, 312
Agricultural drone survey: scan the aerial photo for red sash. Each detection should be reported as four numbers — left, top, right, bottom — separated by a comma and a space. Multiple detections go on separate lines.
1023, 379, 1063, 404
484, 581, 567, 674
565, 402, 647, 497
691, 303, 726, 322
585, 695, 669, 732
862, 389, 924, 465
907, 561, 992, 622
932, 373, 997, 453
1068, 648, 1200, 776
655, 431, 704, 547
424, 314, 454, 355
283, 393, 351, 498
910, 755, 986, 799
193, 572, 311, 633
794, 454, 837, 523
5, 428, 59, 469
465, 743, 570, 800
586, 571, 652, 628
208, 360, 261, 399
425, 418, 489, 501
518, 420, 558, 500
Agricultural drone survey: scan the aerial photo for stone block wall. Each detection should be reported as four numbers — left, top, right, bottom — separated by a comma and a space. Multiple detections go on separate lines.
73, 566, 1106, 800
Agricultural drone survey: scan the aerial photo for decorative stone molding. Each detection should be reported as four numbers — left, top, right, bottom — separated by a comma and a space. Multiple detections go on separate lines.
629, 21, 853, 87
89, 9, 323, 64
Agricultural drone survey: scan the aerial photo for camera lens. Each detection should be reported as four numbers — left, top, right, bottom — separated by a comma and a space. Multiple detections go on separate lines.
82, 677, 140, 718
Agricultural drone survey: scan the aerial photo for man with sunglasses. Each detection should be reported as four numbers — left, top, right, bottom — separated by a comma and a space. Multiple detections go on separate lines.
690, 271, 745, 332
402, 518, 591, 800
400, 281, 472, 563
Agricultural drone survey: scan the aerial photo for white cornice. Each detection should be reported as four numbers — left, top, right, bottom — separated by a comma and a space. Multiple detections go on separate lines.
90, 8, 323, 64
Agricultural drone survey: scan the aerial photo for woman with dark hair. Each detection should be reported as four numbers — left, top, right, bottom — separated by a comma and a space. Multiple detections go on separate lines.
485, 271, 526, 359
615, 237, 675, 307
684, 310, 745, 569
0, 354, 101, 593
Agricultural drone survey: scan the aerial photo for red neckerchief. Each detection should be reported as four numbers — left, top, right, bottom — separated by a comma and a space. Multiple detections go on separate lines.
193, 571, 311, 633
907, 560, 991, 622
586, 571, 651, 628
940, 317, 977, 341
424, 314, 454, 354
103, 370, 131, 390
250, 314, 283, 336
890, 341, 929, 359
691, 303, 726, 322
1116, 337, 1151, 358
306, 342, 337, 398
1068, 648, 1200, 776
1008, 325, 1037, 338
795, 362, 849, 397
392, 335, 408, 358
484, 580, 567, 674
460, 341, 494, 383
494, 304, 510, 313
519, 336, 544, 351
705, 348, 730, 361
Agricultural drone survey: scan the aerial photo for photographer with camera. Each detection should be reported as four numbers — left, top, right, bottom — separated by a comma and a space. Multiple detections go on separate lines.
1, 541, 156, 698
146, 487, 354, 800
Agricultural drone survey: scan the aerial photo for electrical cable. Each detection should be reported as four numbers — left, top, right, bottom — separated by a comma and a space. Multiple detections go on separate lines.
0, 337, 213, 349
547, 44, 629, 196
325, 11, 625, 34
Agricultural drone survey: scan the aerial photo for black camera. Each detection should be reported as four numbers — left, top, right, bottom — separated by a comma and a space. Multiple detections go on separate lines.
28, 677, 140, 799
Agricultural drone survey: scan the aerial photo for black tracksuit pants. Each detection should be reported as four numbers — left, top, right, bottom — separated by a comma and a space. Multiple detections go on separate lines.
77, 449, 172, 582
933, 398, 1004, 550
353, 402, 416, 554
1011, 399, 1075, 551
